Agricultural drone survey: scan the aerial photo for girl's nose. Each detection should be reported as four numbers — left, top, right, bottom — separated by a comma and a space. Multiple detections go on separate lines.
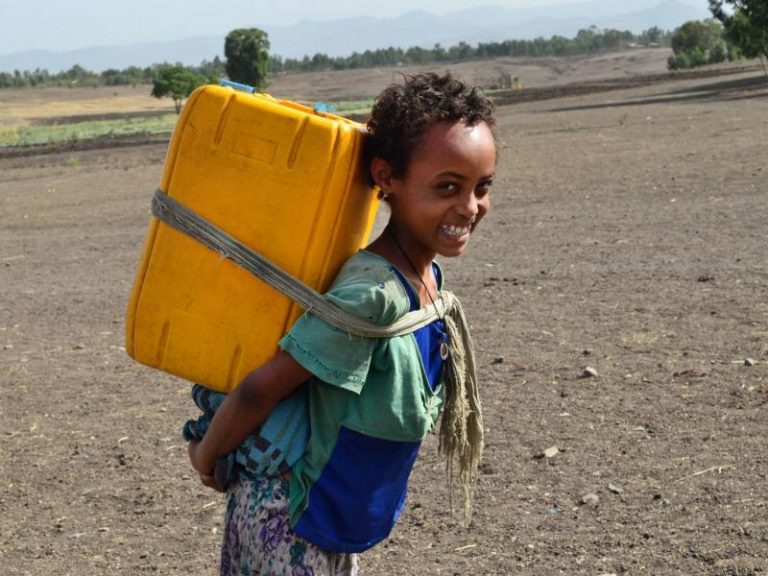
456, 190, 479, 220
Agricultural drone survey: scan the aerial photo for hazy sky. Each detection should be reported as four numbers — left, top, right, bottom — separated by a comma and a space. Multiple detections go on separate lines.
0, 0, 664, 55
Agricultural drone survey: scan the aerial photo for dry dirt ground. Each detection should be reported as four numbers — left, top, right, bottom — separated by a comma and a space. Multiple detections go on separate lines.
1, 63, 768, 575
265, 48, 677, 102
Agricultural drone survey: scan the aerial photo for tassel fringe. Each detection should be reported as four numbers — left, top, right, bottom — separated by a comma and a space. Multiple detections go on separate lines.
439, 295, 484, 522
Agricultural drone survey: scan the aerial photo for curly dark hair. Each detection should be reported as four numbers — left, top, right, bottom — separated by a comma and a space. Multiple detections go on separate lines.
364, 72, 495, 187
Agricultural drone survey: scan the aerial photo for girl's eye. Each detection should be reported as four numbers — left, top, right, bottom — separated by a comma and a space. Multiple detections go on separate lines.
476, 180, 493, 197
436, 182, 459, 195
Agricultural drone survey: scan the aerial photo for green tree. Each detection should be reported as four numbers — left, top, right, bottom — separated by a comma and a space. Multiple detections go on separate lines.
405, 46, 429, 64
668, 19, 729, 69
432, 43, 447, 61
671, 20, 718, 54
198, 56, 227, 79
224, 28, 270, 89
710, 0, 768, 71
61, 64, 99, 87
151, 65, 211, 113
643, 26, 665, 44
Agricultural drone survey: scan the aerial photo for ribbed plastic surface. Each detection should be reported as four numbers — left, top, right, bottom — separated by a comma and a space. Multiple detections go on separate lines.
126, 85, 378, 392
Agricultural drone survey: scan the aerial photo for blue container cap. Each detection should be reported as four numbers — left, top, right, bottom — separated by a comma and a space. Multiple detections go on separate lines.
313, 102, 337, 114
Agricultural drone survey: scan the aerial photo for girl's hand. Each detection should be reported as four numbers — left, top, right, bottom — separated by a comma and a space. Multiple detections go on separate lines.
188, 440, 222, 492
185, 351, 311, 493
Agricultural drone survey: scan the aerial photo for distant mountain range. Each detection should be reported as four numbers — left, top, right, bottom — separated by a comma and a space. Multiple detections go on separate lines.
0, 0, 709, 73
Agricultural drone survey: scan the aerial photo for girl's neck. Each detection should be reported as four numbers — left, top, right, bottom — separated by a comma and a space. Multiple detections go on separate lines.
367, 224, 438, 304
392, 224, 436, 271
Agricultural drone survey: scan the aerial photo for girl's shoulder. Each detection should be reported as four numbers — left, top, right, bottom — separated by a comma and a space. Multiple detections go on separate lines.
325, 250, 411, 326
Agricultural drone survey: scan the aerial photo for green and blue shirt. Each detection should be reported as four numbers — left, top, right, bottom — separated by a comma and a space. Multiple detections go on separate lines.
279, 250, 446, 553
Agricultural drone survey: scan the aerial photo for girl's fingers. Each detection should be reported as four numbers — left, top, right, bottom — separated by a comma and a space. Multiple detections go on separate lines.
199, 473, 223, 492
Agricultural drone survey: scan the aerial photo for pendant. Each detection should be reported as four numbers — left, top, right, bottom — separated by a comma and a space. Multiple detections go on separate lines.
440, 332, 450, 360
439, 329, 450, 360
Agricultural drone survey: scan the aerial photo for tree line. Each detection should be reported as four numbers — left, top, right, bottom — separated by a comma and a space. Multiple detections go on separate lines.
267, 27, 672, 74
3, 0, 764, 113
0, 59, 226, 90
0, 27, 669, 91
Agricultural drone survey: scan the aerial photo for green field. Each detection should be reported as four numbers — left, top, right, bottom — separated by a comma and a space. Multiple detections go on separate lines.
0, 96, 376, 148
0, 114, 180, 147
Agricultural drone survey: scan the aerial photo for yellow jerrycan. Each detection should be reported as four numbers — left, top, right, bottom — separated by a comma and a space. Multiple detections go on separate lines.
125, 83, 379, 393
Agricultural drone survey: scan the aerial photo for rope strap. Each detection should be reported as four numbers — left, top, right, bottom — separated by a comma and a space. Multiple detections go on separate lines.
150, 187, 483, 520
151, 188, 451, 338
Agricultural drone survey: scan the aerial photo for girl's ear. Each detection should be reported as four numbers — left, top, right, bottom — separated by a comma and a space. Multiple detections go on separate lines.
370, 157, 394, 190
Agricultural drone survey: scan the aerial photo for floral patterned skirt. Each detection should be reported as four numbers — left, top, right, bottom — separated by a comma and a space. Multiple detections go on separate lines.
221, 475, 359, 576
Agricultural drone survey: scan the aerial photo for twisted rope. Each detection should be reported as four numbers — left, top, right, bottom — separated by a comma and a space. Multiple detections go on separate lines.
151, 189, 447, 337
150, 188, 483, 519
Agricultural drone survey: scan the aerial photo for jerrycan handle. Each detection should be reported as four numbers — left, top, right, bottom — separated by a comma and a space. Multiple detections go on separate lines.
220, 79, 255, 94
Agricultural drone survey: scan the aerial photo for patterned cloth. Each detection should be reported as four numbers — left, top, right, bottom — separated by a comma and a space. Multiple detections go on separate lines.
221, 475, 359, 576
183, 383, 310, 487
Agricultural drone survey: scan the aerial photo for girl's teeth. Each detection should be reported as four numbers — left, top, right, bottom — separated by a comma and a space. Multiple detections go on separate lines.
443, 225, 469, 237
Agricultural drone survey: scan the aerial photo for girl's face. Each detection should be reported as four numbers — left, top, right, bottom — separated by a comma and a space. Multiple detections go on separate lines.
374, 120, 496, 261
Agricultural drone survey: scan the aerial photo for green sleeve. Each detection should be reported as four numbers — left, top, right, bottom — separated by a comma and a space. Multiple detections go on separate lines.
279, 252, 409, 394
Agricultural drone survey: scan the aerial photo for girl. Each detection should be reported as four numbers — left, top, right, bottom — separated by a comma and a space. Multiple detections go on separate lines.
189, 72, 497, 575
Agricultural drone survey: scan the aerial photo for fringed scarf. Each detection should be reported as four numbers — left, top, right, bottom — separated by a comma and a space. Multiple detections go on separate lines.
151, 189, 485, 518
441, 294, 484, 521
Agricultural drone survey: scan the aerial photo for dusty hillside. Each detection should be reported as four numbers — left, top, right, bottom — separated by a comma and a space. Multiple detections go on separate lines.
267, 48, 676, 101
0, 48, 675, 124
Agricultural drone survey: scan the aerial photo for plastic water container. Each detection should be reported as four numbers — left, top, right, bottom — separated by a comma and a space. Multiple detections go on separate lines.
125, 84, 378, 392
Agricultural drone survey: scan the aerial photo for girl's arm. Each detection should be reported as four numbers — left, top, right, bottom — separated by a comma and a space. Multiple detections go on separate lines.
188, 350, 312, 489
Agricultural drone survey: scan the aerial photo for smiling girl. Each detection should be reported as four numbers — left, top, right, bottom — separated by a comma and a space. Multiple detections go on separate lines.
189, 72, 497, 575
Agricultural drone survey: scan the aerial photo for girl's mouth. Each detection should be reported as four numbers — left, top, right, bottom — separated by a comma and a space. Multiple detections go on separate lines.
440, 214, 477, 239
439, 223, 472, 239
